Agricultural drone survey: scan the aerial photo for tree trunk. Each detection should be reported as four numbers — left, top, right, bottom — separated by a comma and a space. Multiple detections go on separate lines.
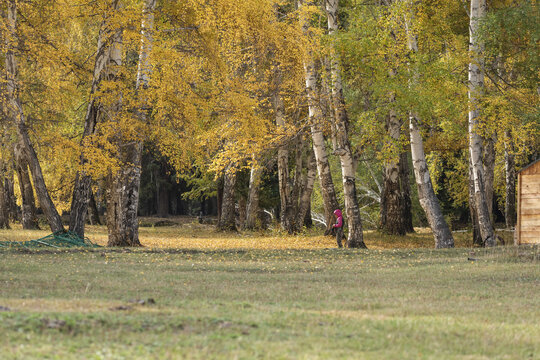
297, 149, 317, 230
504, 131, 516, 228
274, 88, 307, 234
88, 189, 101, 225
0, 159, 9, 229
217, 176, 223, 223
469, 158, 482, 246
107, 0, 155, 246
299, 0, 340, 232
157, 180, 169, 218
275, 90, 294, 233
483, 135, 496, 218
4, 0, 63, 233
303, 202, 313, 228
218, 166, 237, 231
325, 0, 366, 248
106, 160, 142, 246
403, 6, 454, 248
14, 144, 39, 229
4, 171, 18, 222
399, 150, 414, 233
468, 0, 495, 247
69, 0, 121, 237
380, 109, 406, 236
244, 161, 263, 230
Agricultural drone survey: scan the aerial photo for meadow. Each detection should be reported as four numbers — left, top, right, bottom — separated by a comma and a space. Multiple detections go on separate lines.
0, 222, 538, 359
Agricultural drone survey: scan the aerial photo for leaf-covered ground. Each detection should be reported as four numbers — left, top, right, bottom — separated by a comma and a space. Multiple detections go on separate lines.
0, 229, 538, 359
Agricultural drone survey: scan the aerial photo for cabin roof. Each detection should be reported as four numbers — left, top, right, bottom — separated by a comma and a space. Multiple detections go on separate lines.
518, 158, 540, 174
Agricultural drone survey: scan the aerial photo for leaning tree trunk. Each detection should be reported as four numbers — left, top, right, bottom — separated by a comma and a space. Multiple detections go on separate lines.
14, 144, 39, 229
399, 150, 414, 233
70, 0, 121, 237
4, 0, 63, 233
504, 131, 516, 228
403, 3, 454, 248
218, 166, 237, 231
244, 160, 263, 230
325, 0, 365, 248
468, 0, 495, 246
299, 0, 340, 232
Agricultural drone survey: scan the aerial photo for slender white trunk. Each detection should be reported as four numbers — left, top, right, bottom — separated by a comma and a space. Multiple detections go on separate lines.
325, 0, 365, 248
299, 0, 340, 232
468, 0, 495, 246
403, 2, 454, 248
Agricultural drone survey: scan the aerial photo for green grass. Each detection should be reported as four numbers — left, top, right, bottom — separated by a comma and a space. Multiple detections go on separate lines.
0, 245, 538, 359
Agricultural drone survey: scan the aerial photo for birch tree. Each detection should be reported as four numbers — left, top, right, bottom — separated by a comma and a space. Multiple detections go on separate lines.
468, 0, 495, 247
403, 1, 454, 248
299, 0, 340, 233
325, 0, 366, 248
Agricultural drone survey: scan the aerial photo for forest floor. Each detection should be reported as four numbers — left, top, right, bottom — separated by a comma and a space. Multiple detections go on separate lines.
0, 222, 538, 359
0, 215, 516, 250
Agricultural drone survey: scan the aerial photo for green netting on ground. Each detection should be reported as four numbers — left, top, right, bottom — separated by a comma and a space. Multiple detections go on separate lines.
0, 231, 101, 248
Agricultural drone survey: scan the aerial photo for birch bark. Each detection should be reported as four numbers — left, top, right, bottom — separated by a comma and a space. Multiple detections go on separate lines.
403, 2, 454, 248
325, 0, 366, 248
468, 0, 495, 246
299, 0, 340, 233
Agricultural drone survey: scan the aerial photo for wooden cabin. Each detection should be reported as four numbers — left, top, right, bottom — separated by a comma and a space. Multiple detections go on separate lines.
516, 159, 540, 245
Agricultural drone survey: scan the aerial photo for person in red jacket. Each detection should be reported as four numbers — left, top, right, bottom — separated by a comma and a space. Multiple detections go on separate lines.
332, 209, 344, 248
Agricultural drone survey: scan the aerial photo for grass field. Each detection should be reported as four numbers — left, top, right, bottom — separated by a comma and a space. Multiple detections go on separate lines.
0, 224, 538, 359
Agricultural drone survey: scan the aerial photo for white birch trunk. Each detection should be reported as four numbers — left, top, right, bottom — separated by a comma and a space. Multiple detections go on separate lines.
403, 2, 454, 248
468, 0, 495, 246
299, 0, 340, 233
325, 0, 365, 248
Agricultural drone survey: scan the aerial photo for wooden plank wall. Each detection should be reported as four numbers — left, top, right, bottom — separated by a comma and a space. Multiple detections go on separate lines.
517, 161, 540, 244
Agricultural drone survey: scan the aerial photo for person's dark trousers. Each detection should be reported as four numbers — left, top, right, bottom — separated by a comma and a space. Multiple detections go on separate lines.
335, 227, 343, 248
